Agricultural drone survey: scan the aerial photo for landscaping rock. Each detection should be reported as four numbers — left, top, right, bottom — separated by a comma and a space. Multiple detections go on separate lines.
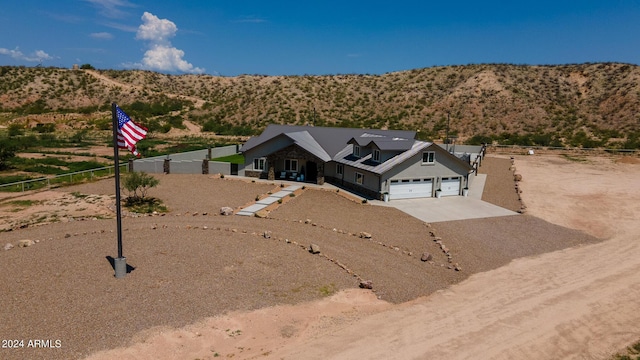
18, 239, 35, 248
4, 243, 14, 251
263, 231, 272, 239
359, 232, 372, 239
309, 243, 321, 254
514, 173, 523, 182
254, 210, 269, 218
359, 280, 373, 289
421, 252, 432, 262
219, 207, 234, 216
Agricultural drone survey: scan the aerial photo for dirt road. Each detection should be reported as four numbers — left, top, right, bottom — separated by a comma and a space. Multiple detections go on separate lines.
85, 154, 640, 360
268, 155, 640, 360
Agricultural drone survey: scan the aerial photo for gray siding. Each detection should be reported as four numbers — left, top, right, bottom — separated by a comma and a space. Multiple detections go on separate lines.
241, 136, 292, 173
381, 144, 471, 193
342, 165, 380, 193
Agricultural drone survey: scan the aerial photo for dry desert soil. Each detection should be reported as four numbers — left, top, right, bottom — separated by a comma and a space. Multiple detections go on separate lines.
1, 154, 639, 360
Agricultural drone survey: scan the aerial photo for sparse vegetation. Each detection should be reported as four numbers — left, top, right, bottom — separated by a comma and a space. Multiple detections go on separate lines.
318, 283, 337, 296
122, 171, 165, 213
611, 340, 640, 360
0, 63, 639, 150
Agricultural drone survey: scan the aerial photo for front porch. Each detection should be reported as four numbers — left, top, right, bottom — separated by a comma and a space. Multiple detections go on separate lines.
266, 145, 326, 185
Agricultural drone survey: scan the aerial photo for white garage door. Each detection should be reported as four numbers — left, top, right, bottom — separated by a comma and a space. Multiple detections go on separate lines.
440, 177, 460, 196
389, 179, 433, 200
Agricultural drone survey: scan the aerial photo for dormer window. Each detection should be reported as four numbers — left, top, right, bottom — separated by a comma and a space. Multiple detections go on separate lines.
353, 145, 361, 157
422, 151, 435, 164
372, 149, 380, 163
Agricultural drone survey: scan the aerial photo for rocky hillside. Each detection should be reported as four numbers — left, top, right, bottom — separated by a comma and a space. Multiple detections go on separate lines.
1, 63, 639, 148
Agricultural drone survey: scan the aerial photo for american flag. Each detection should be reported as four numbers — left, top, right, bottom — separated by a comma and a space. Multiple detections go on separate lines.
116, 105, 147, 157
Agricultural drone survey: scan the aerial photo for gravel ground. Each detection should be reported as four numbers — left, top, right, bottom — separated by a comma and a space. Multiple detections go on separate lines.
477, 155, 522, 212
0, 165, 600, 360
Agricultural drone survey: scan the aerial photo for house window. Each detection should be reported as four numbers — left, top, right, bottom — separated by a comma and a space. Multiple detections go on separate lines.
353, 145, 361, 157
284, 159, 298, 172
355, 172, 364, 185
422, 151, 435, 164
372, 149, 380, 162
253, 157, 266, 171
336, 163, 344, 175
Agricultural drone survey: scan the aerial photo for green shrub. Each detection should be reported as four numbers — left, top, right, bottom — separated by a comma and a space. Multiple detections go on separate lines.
122, 171, 159, 202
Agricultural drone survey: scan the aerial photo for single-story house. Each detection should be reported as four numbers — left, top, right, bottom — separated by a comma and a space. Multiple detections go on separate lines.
240, 124, 477, 200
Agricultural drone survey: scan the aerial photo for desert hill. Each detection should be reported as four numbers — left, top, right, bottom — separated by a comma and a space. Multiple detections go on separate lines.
1, 63, 639, 148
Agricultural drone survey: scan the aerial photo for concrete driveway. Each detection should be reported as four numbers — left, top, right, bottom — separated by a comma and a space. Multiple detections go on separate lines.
371, 174, 518, 223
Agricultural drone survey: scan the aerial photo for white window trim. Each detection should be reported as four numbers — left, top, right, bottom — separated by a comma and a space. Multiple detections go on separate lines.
353, 145, 361, 157
422, 151, 435, 164
372, 149, 380, 162
355, 172, 364, 185
285, 159, 298, 172
253, 157, 266, 171
336, 163, 344, 175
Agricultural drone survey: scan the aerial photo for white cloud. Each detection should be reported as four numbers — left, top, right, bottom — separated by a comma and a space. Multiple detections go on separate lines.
136, 12, 177, 44
90, 32, 114, 40
84, 0, 136, 18
233, 16, 267, 24
0, 47, 53, 62
139, 44, 204, 73
126, 12, 204, 74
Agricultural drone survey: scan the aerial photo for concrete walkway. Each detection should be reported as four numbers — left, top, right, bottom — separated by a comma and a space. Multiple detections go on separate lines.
371, 174, 519, 223
236, 185, 302, 216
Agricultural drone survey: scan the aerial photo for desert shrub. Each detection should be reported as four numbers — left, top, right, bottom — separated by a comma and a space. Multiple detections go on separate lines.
7, 123, 24, 137
0, 138, 17, 170
465, 134, 492, 145
122, 171, 159, 202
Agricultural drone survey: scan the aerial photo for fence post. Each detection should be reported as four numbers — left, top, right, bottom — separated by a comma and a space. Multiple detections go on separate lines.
163, 157, 171, 174
202, 159, 209, 174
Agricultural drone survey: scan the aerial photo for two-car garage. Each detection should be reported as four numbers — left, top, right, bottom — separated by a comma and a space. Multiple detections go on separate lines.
389, 178, 433, 199
389, 177, 460, 200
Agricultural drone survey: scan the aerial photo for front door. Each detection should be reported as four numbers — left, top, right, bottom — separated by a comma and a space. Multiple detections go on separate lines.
306, 160, 317, 182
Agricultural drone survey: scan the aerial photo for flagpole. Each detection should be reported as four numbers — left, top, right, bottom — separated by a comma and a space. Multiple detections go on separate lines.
111, 102, 127, 278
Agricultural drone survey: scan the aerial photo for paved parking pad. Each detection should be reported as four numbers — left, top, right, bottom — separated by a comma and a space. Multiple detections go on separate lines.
372, 173, 518, 223
376, 196, 518, 223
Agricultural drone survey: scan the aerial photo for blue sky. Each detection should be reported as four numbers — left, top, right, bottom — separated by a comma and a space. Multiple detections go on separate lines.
1, 0, 639, 76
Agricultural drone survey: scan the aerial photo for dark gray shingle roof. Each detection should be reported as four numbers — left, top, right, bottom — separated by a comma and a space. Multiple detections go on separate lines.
334, 140, 432, 175
240, 125, 416, 158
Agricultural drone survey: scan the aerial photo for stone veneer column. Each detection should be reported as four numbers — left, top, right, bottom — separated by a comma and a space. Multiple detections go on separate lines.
202, 159, 209, 174
268, 165, 275, 181
316, 163, 324, 185
163, 158, 170, 174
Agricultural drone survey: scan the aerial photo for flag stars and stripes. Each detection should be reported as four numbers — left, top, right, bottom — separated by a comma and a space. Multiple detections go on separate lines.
115, 105, 147, 157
